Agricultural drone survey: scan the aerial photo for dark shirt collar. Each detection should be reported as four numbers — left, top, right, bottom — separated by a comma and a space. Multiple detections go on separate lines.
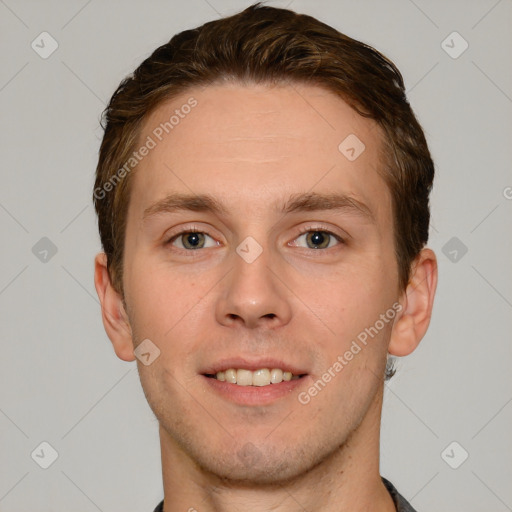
153, 477, 417, 512
382, 477, 418, 512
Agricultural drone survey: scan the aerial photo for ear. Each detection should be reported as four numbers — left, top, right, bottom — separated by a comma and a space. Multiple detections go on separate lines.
94, 252, 135, 362
388, 248, 438, 357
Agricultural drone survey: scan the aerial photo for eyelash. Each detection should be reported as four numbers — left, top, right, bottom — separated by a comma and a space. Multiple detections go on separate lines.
164, 225, 345, 252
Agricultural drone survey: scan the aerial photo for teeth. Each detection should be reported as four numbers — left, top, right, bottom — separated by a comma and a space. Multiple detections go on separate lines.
270, 368, 283, 384
213, 368, 299, 386
236, 369, 253, 386
252, 369, 270, 387
224, 369, 237, 383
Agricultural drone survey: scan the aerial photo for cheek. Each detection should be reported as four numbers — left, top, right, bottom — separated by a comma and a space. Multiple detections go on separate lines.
125, 261, 215, 385
305, 265, 395, 359
125, 252, 202, 336
312, 261, 387, 312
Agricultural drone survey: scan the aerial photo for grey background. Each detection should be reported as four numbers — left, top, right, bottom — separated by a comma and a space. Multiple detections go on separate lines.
1, 0, 511, 510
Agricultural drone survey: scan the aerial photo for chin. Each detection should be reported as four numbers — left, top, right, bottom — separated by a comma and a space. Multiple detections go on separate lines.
197, 450, 307, 485
184, 435, 344, 487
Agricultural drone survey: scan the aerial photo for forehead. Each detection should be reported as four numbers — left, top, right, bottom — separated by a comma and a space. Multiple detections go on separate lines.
129, 82, 391, 226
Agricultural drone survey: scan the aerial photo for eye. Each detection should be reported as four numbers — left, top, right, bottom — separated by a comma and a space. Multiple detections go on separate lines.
168, 230, 218, 250
292, 229, 343, 250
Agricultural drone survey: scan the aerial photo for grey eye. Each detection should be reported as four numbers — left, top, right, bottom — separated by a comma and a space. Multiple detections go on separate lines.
295, 231, 339, 249
172, 232, 216, 250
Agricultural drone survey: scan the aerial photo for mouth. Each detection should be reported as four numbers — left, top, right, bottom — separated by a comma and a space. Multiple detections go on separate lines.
204, 368, 307, 387
201, 359, 309, 404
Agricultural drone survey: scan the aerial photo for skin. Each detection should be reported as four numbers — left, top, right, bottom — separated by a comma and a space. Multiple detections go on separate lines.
94, 82, 437, 511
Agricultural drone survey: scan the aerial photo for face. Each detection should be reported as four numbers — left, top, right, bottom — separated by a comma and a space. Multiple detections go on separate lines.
120, 82, 402, 483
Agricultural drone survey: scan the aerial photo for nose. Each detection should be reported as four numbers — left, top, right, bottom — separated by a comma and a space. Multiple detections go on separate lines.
215, 247, 292, 330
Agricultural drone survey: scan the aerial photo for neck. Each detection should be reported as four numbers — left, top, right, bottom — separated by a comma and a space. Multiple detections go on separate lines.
158, 386, 395, 512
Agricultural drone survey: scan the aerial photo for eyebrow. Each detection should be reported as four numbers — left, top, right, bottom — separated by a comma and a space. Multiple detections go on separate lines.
142, 191, 375, 223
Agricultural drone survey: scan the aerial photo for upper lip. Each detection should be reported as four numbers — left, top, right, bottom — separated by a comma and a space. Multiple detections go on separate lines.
201, 357, 308, 375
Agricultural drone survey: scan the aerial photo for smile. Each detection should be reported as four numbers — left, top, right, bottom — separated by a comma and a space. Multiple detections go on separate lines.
205, 368, 305, 386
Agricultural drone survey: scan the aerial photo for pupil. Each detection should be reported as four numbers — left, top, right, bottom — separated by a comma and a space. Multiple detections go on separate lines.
308, 231, 328, 249
185, 233, 203, 248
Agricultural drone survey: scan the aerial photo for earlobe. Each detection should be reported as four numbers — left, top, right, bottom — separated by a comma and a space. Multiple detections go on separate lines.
94, 252, 136, 362
388, 248, 438, 357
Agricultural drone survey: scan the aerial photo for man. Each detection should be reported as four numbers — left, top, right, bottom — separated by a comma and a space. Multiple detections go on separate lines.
93, 3, 437, 511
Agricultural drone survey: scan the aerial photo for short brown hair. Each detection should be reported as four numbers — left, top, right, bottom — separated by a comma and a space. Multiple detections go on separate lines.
93, 2, 434, 299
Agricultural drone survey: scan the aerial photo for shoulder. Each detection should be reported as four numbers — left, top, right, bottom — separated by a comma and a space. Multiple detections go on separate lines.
382, 477, 418, 512
152, 500, 164, 512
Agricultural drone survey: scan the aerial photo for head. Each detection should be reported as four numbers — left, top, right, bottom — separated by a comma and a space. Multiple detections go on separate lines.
94, 3, 437, 485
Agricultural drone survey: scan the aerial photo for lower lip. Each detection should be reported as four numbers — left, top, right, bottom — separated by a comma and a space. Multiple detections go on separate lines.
202, 375, 308, 406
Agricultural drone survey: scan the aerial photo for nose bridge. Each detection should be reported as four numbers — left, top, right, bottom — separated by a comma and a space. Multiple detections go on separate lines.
215, 237, 292, 328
